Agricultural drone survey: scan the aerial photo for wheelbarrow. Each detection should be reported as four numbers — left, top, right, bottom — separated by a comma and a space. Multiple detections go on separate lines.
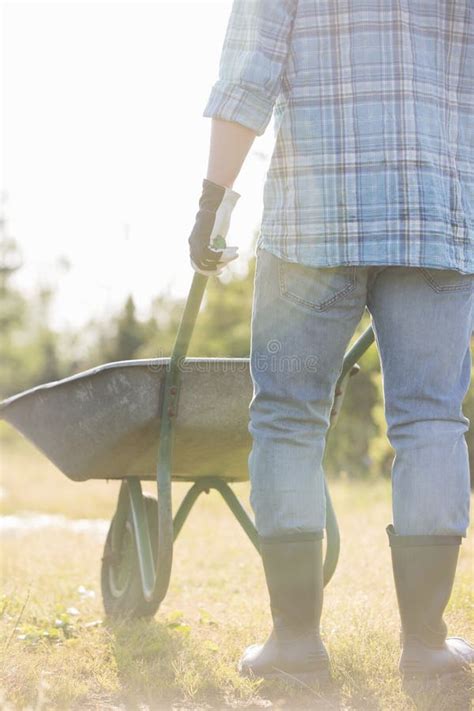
0, 270, 375, 618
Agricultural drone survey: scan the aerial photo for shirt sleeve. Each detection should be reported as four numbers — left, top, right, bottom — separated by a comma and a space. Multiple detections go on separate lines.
202, 0, 297, 137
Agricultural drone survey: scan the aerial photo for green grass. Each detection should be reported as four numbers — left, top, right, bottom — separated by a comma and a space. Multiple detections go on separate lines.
1, 433, 473, 710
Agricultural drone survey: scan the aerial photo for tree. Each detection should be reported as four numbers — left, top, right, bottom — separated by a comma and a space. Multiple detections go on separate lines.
0, 208, 63, 397
114, 296, 145, 361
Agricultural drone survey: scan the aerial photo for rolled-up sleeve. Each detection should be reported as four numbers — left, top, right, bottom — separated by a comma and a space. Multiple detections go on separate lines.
203, 0, 297, 136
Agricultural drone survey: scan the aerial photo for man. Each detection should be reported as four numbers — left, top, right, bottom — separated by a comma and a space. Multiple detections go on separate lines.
188, 0, 474, 687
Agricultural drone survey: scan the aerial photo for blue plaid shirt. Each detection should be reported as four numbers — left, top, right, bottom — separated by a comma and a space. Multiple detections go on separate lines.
203, 0, 474, 274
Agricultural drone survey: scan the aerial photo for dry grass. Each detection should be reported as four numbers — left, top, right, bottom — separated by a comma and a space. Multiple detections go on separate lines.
1, 432, 473, 710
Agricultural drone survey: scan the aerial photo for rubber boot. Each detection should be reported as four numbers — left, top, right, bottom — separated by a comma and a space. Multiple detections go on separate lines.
387, 524, 474, 682
238, 534, 331, 688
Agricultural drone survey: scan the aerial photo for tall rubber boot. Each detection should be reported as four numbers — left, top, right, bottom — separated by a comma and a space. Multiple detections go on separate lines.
238, 534, 331, 687
387, 525, 474, 681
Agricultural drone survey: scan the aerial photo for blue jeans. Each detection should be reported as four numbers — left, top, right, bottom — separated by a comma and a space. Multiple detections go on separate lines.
248, 248, 474, 538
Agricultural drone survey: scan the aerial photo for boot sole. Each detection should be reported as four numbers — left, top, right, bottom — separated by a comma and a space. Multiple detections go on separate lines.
241, 665, 333, 691
401, 667, 472, 696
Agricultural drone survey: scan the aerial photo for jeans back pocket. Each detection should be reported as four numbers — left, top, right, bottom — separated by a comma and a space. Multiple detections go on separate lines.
278, 261, 356, 311
420, 268, 474, 293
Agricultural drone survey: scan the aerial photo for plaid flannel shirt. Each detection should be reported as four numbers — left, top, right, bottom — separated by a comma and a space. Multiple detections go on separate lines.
203, 0, 474, 274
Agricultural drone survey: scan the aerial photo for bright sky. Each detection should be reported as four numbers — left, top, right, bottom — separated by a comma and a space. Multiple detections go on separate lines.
2, 0, 274, 329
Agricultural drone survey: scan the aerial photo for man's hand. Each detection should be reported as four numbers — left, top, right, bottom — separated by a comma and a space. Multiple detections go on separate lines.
188, 178, 240, 276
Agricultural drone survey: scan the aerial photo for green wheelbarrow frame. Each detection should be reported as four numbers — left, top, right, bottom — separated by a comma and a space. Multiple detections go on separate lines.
115, 271, 376, 613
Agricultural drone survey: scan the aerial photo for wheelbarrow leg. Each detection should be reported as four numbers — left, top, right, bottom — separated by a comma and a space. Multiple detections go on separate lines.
111, 480, 130, 555
127, 478, 156, 602
202, 478, 260, 553
172, 478, 259, 552
209, 478, 340, 586
171, 477, 340, 587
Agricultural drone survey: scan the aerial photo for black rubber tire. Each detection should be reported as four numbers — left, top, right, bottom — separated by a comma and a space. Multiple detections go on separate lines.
101, 493, 160, 619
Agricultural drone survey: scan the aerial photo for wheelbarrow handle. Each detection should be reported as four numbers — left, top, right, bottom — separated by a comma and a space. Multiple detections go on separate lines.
169, 272, 209, 371
152, 272, 209, 605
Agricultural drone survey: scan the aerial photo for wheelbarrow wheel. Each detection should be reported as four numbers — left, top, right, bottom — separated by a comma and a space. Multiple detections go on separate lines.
101, 493, 160, 619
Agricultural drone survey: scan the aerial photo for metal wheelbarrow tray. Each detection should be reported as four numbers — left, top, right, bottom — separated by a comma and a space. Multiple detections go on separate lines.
0, 272, 375, 619
0, 357, 253, 483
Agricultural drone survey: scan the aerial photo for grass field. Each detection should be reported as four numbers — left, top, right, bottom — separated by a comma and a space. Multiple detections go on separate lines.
1, 431, 473, 710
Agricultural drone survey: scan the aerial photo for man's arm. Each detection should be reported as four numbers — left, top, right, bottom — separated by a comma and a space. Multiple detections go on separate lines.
202, 0, 297, 136
188, 116, 254, 275
206, 118, 257, 189
187, 117, 258, 275
189, 0, 296, 275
